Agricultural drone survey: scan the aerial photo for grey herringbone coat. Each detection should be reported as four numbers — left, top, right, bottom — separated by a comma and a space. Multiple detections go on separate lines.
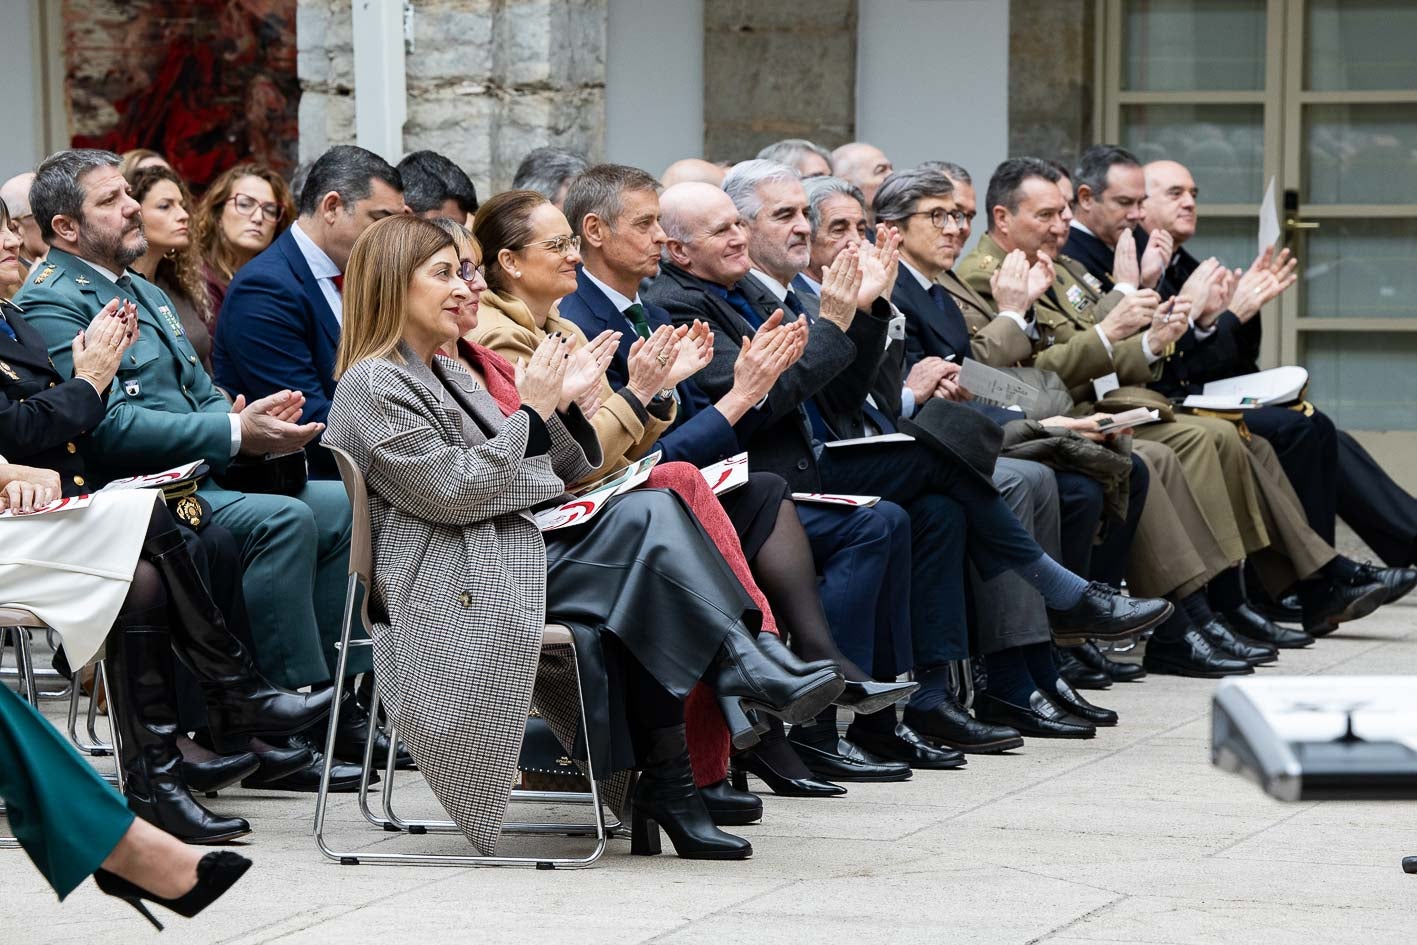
324, 348, 601, 854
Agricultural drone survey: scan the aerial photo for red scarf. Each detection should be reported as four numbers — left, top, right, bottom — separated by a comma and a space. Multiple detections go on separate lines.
453, 338, 521, 417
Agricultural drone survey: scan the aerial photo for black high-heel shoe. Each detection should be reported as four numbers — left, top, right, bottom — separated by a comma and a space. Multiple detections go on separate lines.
730, 741, 847, 798
93, 851, 252, 931
716, 695, 770, 750
711, 625, 844, 725
629, 725, 751, 860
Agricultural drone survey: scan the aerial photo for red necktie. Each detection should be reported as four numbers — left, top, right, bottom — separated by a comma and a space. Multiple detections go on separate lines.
331, 274, 344, 295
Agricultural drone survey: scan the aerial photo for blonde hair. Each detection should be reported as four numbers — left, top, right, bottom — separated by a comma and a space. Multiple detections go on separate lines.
335, 215, 454, 378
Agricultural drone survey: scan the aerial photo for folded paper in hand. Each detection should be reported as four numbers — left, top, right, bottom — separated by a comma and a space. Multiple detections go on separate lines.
1094, 408, 1162, 431
700, 452, 750, 496
1182, 366, 1308, 410
0, 494, 94, 519
534, 452, 661, 532
958, 359, 1039, 411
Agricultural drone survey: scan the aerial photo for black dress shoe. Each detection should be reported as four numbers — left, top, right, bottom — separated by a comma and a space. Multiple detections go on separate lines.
1049, 583, 1173, 642
698, 778, 763, 826
192, 731, 316, 790
1351, 562, 1417, 605
332, 693, 415, 769
181, 752, 261, 795
1303, 580, 1389, 635
1252, 591, 1303, 624
243, 732, 370, 793
1050, 678, 1118, 726
1056, 647, 1113, 690
1143, 629, 1253, 678
1223, 604, 1313, 649
844, 722, 966, 770
787, 724, 912, 782
835, 679, 919, 715
1199, 618, 1277, 665
902, 701, 1024, 754
730, 752, 846, 798
974, 691, 1095, 739
1069, 641, 1146, 683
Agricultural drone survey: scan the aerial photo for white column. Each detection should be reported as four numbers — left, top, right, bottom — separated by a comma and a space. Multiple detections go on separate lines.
351, 0, 408, 161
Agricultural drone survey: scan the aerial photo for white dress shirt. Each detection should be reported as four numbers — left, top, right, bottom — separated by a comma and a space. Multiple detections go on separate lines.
290, 221, 343, 325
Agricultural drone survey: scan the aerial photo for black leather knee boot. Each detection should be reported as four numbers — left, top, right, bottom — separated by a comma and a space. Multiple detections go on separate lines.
630, 724, 752, 860
104, 621, 251, 844
142, 528, 332, 740
709, 622, 843, 725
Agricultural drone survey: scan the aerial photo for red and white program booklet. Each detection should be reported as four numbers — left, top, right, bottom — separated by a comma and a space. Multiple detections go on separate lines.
791, 493, 881, 508
534, 452, 661, 532
99, 461, 204, 492
699, 452, 750, 496
0, 494, 94, 519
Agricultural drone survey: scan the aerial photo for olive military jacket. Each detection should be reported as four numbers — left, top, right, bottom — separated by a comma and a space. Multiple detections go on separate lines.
956, 233, 1158, 404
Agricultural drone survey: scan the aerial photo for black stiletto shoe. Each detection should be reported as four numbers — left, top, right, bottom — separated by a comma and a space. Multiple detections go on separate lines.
730, 750, 847, 798
93, 851, 252, 931
834, 679, 919, 715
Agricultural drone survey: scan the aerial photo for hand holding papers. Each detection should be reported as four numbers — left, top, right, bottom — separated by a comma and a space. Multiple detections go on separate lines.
957, 359, 1040, 412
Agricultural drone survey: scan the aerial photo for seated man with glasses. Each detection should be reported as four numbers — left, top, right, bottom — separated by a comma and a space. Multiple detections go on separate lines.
212, 145, 405, 479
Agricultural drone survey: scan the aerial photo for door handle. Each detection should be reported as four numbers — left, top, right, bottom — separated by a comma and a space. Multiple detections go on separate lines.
1285, 217, 1320, 231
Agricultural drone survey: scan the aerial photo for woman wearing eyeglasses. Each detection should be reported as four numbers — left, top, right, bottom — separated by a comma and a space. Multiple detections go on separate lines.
192, 164, 295, 321
125, 166, 218, 373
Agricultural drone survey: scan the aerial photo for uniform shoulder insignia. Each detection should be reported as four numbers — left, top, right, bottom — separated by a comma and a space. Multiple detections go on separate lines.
74, 275, 91, 286
32, 265, 56, 286
0, 361, 19, 381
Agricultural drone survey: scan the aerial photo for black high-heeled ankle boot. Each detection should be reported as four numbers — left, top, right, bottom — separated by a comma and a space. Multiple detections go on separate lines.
715, 695, 770, 750
104, 624, 251, 844
143, 528, 333, 740
630, 724, 752, 860
710, 623, 844, 725
94, 850, 252, 931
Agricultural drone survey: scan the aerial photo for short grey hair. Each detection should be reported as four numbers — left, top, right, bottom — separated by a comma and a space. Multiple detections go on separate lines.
756, 139, 832, 175
722, 159, 800, 222
1073, 144, 1140, 199
802, 176, 865, 235
562, 163, 659, 238
512, 146, 590, 201
918, 160, 971, 186
872, 169, 954, 224
30, 148, 120, 242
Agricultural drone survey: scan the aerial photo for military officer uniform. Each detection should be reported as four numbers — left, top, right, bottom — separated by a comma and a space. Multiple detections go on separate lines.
13, 249, 364, 689
957, 235, 1336, 597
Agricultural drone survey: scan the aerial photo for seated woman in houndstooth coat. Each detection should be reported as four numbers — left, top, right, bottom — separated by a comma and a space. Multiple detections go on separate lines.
324, 215, 844, 860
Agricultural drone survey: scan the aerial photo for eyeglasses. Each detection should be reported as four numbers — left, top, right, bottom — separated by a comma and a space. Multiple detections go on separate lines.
225, 193, 283, 224
520, 234, 581, 257
458, 259, 485, 283
905, 208, 966, 231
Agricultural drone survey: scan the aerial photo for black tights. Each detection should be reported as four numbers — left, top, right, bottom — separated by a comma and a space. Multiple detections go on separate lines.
750, 500, 869, 682
607, 636, 684, 765
119, 559, 168, 625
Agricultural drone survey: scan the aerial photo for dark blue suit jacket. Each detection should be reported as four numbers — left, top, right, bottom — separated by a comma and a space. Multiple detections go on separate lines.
558, 267, 755, 466
213, 227, 340, 475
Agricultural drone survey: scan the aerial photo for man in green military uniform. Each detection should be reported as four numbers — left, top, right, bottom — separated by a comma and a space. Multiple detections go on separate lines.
14, 149, 368, 694
956, 157, 1377, 637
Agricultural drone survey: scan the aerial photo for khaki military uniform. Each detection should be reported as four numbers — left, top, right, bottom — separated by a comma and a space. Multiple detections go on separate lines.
956, 235, 1334, 592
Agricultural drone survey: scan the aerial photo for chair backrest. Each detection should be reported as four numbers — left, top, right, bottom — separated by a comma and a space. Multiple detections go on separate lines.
325, 444, 374, 583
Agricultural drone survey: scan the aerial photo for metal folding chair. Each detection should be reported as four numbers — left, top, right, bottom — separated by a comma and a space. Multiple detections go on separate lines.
312, 445, 608, 868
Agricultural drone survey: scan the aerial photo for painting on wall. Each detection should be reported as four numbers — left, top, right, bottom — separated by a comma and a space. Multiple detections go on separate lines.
66, 0, 299, 190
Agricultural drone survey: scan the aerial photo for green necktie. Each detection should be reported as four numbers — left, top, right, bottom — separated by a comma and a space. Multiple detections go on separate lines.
623, 303, 652, 339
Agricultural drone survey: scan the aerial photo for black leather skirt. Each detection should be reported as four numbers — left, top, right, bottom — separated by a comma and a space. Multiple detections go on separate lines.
544, 488, 758, 772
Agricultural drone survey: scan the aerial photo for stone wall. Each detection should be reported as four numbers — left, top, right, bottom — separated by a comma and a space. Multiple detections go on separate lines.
702, 0, 857, 162
1007, 0, 1096, 165
297, 0, 606, 195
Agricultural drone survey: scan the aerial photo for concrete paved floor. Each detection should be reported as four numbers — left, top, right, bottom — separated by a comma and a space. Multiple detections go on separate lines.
3, 593, 1415, 944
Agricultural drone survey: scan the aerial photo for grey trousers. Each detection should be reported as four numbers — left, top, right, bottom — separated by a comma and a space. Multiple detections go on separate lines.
970, 457, 1060, 655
